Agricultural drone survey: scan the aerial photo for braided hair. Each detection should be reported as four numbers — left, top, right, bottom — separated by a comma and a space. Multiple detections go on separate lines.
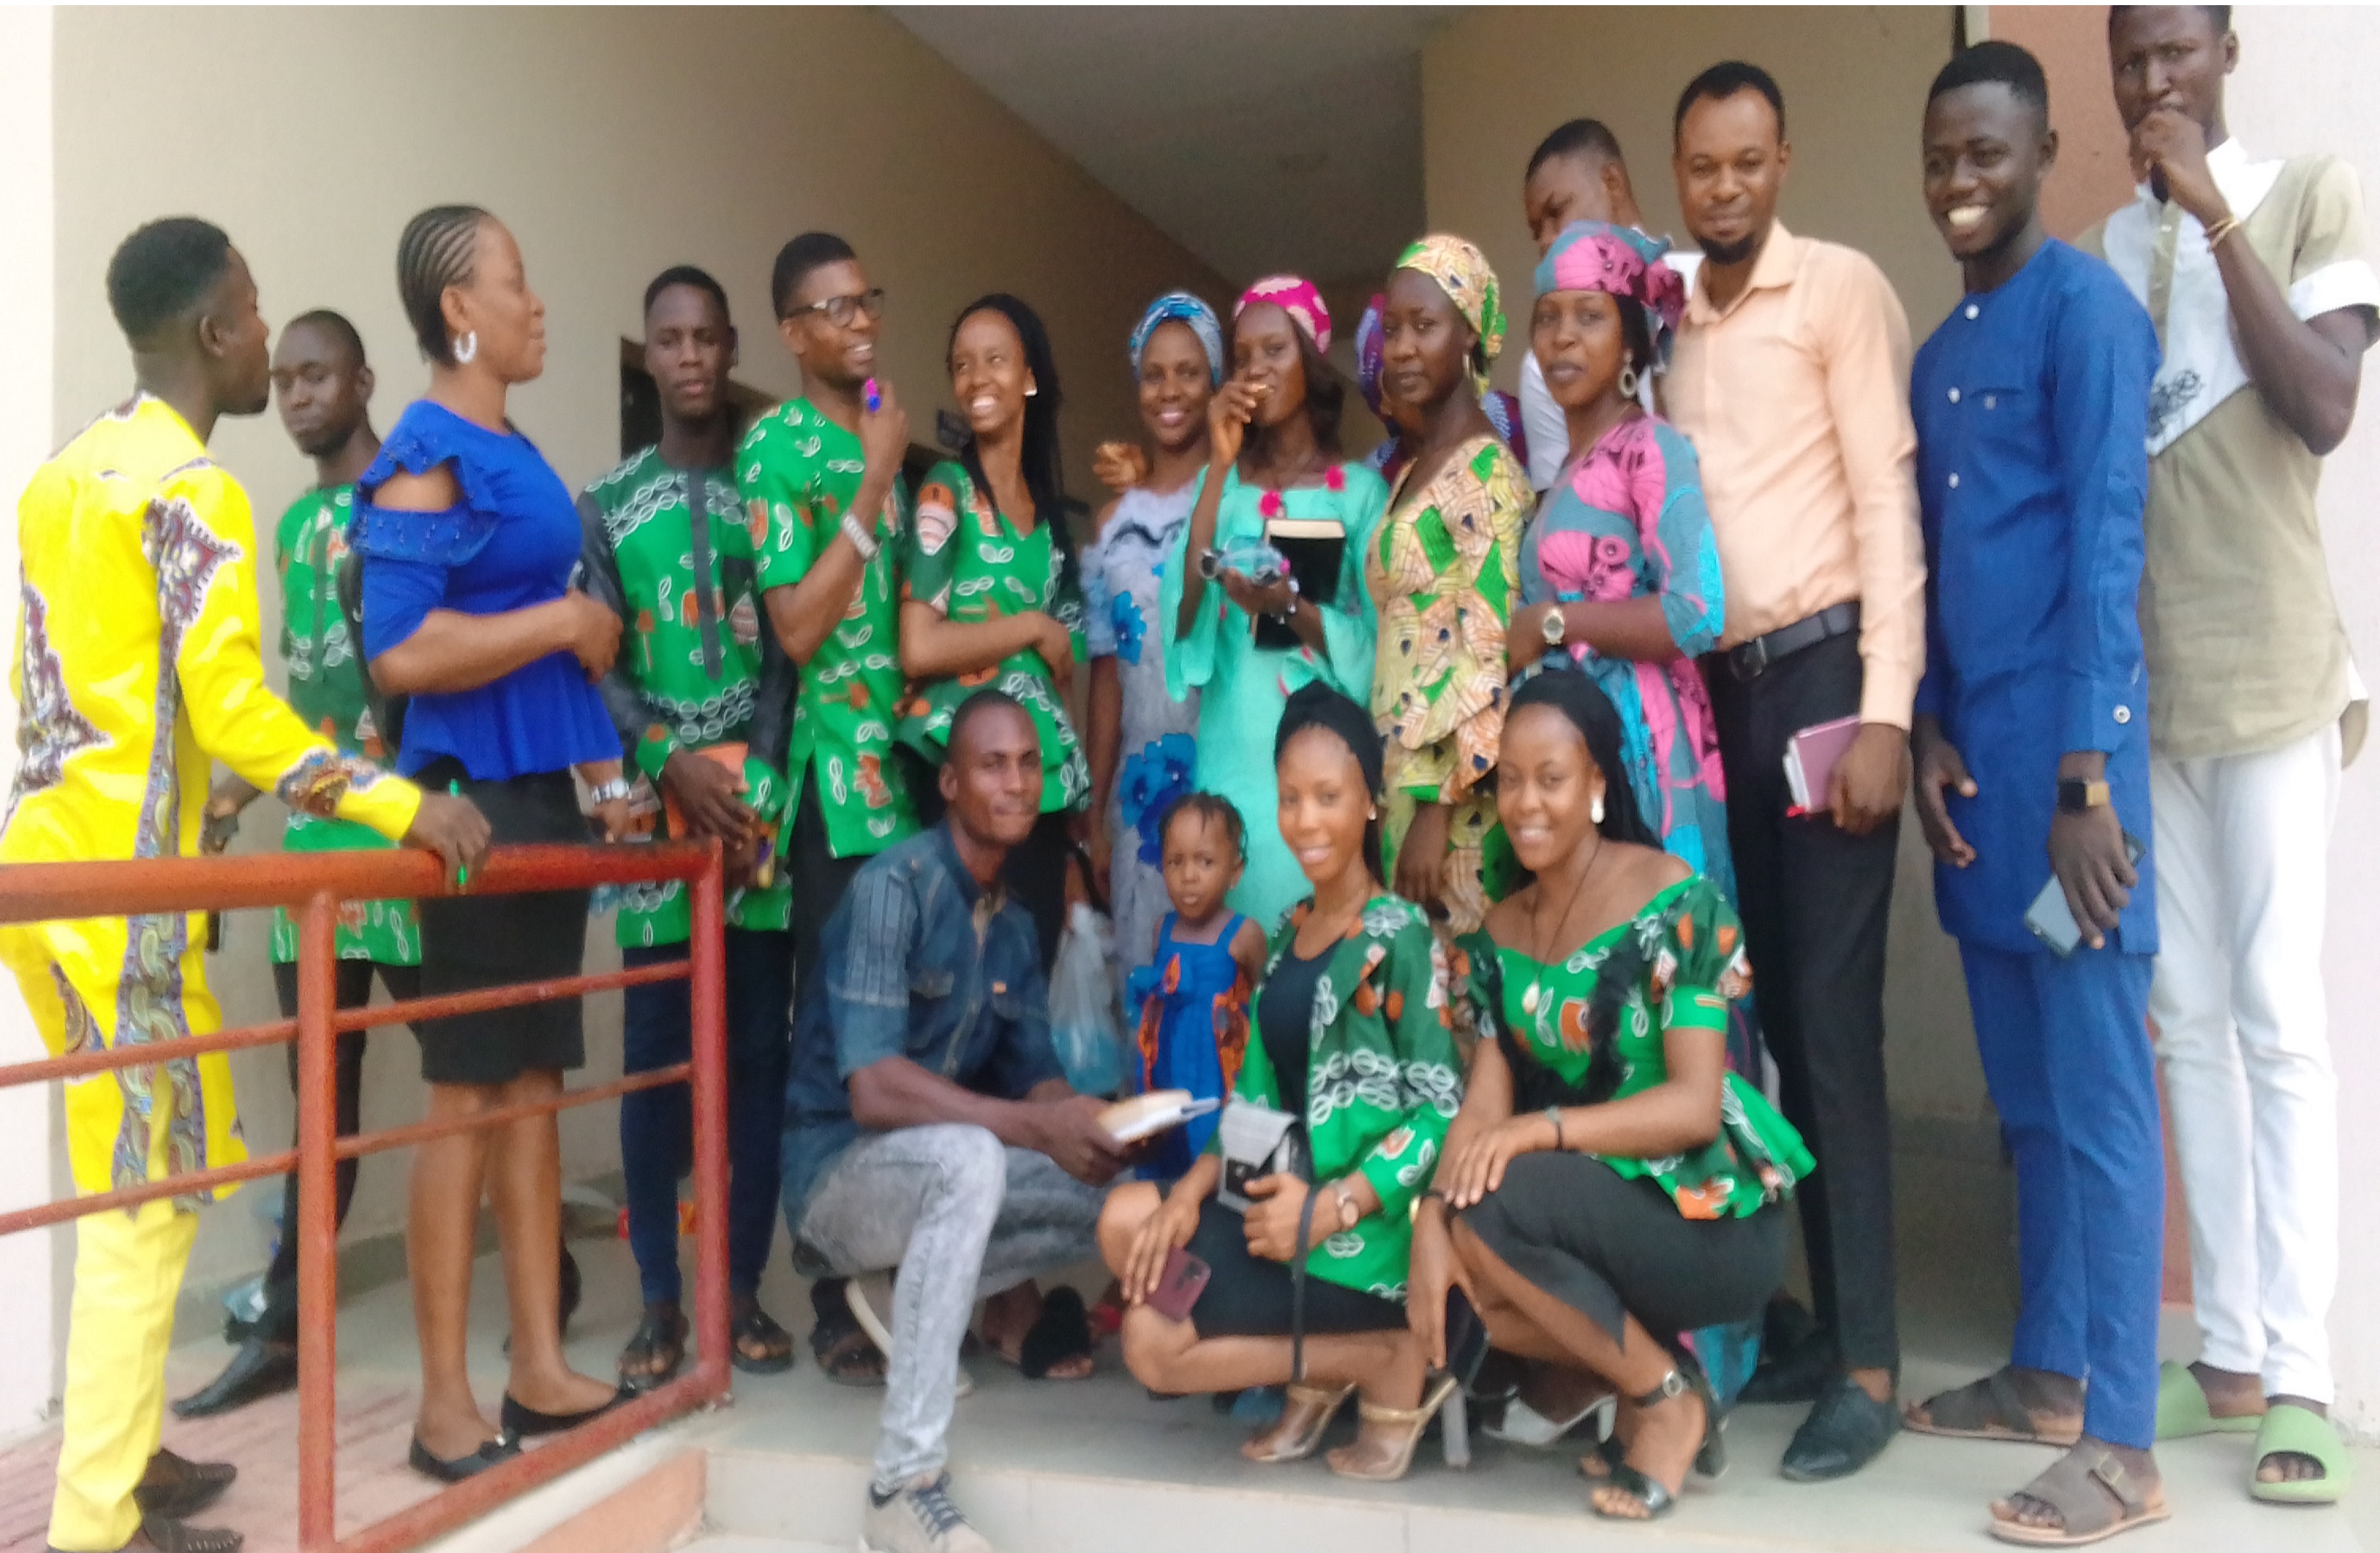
396, 205, 489, 365
1500, 671, 1664, 1107
947, 293, 1078, 596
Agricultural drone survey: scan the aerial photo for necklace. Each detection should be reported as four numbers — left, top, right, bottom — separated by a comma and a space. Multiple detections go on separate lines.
1520, 838, 1604, 1019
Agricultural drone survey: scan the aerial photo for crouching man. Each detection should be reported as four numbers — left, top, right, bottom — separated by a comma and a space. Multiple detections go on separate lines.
780, 690, 1126, 1553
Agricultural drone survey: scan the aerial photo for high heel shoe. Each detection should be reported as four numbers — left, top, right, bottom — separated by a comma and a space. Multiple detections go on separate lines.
1588, 1366, 1712, 1521
1241, 1381, 1355, 1464
1326, 1373, 1460, 1482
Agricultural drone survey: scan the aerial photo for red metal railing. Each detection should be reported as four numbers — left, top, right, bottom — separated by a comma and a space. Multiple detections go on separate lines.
0, 841, 730, 1553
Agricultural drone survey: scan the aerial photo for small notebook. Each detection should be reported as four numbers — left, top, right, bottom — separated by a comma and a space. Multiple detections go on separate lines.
1099, 1089, 1222, 1146
1252, 515, 1345, 650
1214, 1099, 1301, 1211
1782, 717, 1862, 812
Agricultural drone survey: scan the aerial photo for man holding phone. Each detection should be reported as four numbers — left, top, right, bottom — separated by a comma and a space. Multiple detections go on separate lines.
1900, 46, 2171, 1546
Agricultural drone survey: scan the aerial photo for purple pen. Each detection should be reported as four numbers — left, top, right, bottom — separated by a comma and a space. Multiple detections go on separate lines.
864, 378, 881, 414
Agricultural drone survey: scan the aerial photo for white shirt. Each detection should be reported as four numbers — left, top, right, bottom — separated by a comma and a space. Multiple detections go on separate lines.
1520, 247, 1701, 490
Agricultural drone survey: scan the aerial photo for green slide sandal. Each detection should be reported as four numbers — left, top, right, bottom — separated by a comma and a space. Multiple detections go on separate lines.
2154, 1361, 2260, 1440
2251, 1404, 2352, 1506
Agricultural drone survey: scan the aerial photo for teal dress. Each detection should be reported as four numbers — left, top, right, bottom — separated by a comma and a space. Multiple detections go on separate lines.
1160, 463, 1388, 929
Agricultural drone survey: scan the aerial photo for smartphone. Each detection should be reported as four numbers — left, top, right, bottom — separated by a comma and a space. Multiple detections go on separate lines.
2023, 830, 2146, 957
1149, 1247, 1211, 1323
1443, 1285, 1491, 1390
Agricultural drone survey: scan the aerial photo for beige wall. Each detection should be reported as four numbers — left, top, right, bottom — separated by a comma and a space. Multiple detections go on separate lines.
1420, 4, 1992, 1136
1986, 6, 2138, 241
48, 4, 1229, 1300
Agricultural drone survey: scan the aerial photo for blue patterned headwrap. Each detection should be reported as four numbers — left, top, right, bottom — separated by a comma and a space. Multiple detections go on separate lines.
1128, 290, 1225, 386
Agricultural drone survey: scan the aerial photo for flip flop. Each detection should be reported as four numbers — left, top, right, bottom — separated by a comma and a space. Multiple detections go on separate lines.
2251, 1404, 2354, 1506
2153, 1360, 2260, 1440
1014, 1286, 1095, 1381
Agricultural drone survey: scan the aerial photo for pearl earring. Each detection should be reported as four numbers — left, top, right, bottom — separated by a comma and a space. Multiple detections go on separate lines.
1591, 792, 1605, 825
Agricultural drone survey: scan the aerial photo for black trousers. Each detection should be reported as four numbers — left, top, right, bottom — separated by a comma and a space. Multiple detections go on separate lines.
1702, 629, 1900, 1374
787, 775, 871, 1023
257, 957, 421, 1342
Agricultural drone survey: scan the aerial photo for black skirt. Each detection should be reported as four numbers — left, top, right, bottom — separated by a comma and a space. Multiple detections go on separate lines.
1455, 1152, 1786, 1344
411, 761, 591, 1085
1185, 1198, 1407, 1340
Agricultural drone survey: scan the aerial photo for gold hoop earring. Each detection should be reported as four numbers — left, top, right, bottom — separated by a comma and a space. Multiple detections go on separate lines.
1615, 357, 1638, 401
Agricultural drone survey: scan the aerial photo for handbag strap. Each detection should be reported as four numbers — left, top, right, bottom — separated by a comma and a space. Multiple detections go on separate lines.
1289, 1181, 1322, 1385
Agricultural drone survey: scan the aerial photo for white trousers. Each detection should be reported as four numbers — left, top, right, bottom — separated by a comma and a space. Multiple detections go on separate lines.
2148, 724, 2341, 1404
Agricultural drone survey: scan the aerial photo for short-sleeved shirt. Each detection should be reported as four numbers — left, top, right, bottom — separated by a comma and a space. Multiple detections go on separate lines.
2082, 143, 2380, 759
781, 822, 1062, 1222
267, 483, 419, 965
894, 460, 1089, 815
1457, 875, 1812, 1221
579, 446, 792, 944
738, 399, 920, 858
353, 401, 617, 780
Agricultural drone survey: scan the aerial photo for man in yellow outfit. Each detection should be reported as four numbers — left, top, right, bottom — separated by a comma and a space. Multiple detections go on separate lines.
1, 218, 488, 1553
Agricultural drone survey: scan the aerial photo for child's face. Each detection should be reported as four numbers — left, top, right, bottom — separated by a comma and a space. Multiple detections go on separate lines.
1162, 810, 1242, 925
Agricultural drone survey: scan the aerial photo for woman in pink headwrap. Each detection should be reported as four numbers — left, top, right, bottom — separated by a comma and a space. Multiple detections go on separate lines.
1160, 276, 1390, 928
1507, 221, 1736, 918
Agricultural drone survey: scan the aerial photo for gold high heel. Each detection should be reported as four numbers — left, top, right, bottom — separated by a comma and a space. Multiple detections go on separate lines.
1326, 1373, 1461, 1481
1242, 1381, 1357, 1464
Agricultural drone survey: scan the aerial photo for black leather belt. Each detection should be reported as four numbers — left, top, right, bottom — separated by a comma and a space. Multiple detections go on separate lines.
1725, 601, 1861, 681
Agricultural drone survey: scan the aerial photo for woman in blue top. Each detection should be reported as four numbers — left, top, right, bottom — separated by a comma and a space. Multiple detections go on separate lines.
354, 206, 632, 1480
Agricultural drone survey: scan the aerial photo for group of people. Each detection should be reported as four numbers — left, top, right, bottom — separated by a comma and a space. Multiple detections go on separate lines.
5, 11, 2371, 1553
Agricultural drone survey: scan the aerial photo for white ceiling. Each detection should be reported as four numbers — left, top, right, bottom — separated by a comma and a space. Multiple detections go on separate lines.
888, 6, 1461, 287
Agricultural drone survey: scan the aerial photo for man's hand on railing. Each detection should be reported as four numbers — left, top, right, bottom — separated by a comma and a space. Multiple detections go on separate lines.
403, 790, 492, 883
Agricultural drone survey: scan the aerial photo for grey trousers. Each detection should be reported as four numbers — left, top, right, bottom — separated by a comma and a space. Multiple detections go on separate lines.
796, 1124, 1104, 1489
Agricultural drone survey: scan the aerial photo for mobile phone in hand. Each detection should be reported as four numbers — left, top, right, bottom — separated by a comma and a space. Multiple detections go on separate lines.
2023, 830, 2146, 957
1149, 1247, 1211, 1323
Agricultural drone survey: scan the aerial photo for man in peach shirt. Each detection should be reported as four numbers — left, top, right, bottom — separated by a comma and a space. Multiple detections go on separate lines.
1665, 61, 1927, 1485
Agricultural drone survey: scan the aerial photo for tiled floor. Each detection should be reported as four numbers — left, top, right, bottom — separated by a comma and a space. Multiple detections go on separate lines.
1, 1152, 2371, 1552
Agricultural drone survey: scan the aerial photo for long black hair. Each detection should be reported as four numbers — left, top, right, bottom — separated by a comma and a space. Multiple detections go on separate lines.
1237, 309, 1345, 470
1500, 670, 1664, 1106
948, 292, 1078, 594
1274, 680, 1386, 887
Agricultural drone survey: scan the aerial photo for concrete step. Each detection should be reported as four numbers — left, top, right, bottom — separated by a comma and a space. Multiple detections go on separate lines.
679, 1539, 845, 1553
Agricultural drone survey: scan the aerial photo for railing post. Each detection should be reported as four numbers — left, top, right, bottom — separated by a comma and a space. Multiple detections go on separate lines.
688, 842, 729, 1396
296, 890, 340, 1552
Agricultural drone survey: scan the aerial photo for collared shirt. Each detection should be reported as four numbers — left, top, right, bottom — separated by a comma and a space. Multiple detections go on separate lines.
781, 821, 1062, 1221
1912, 241, 2160, 954
2082, 141, 2380, 759
579, 446, 795, 944
1667, 224, 1928, 727
739, 398, 920, 859
1520, 247, 1702, 490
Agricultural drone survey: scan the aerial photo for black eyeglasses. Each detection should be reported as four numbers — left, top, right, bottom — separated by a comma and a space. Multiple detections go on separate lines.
788, 288, 886, 328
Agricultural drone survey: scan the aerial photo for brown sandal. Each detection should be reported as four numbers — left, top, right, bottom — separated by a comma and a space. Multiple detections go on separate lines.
1990, 1445, 2169, 1547
1907, 1366, 2082, 1445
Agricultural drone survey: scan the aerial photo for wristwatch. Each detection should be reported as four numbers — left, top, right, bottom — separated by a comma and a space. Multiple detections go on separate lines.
1539, 603, 1567, 648
2056, 778, 2111, 814
1331, 1181, 1360, 1233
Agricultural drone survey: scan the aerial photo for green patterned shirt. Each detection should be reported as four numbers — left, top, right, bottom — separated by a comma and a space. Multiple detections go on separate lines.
267, 483, 418, 966
894, 459, 1089, 814
579, 447, 792, 946
738, 398, 920, 859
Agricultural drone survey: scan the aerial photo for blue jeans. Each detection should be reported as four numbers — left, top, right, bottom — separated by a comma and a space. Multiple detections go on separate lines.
621, 929, 793, 1305
1960, 942, 2162, 1448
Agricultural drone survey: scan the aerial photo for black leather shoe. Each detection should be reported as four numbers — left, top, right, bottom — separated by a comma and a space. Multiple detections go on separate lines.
172, 1337, 299, 1420
1739, 1328, 1838, 1406
1779, 1376, 1901, 1482
407, 1432, 521, 1483
499, 1385, 631, 1439
132, 1448, 238, 1520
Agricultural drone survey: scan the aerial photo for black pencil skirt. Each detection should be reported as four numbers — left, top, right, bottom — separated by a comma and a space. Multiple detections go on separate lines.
411, 761, 591, 1086
1184, 1198, 1407, 1340
1455, 1152, 1786, 1344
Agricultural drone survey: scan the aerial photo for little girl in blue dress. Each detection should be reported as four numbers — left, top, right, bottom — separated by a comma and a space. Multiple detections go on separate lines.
1124, 794, 1270, 1181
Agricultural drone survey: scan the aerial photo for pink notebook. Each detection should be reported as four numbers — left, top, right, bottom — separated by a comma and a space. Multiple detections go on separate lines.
1783, 716, 1863, 812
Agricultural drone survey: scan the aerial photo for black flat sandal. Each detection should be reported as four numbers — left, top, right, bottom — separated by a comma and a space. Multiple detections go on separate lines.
617, 1304, 689, 1392
133, 1448, 238, 1520
730, 1303, 796, 1376
407, 1432, 520, 1483
500, 1385, 631, 1439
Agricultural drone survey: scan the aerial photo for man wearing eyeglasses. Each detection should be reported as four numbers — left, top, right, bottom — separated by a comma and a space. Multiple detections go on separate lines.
741, 232, 919, 1388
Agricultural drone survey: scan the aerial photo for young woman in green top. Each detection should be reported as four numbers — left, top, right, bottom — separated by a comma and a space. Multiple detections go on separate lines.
1409, 671, 1813, 1523
1100, 683, 1464, 1482
896, 293, 1088, 969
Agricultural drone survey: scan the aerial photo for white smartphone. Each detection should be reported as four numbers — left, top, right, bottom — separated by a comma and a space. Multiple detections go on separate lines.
2023, 830, 2146, 957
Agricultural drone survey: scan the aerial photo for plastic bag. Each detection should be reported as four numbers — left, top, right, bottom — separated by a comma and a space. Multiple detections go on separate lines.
1050, 902, 1127, 1097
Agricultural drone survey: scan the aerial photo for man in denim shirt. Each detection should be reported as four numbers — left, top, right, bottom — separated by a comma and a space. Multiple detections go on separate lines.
784, 690, 1124, 1553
